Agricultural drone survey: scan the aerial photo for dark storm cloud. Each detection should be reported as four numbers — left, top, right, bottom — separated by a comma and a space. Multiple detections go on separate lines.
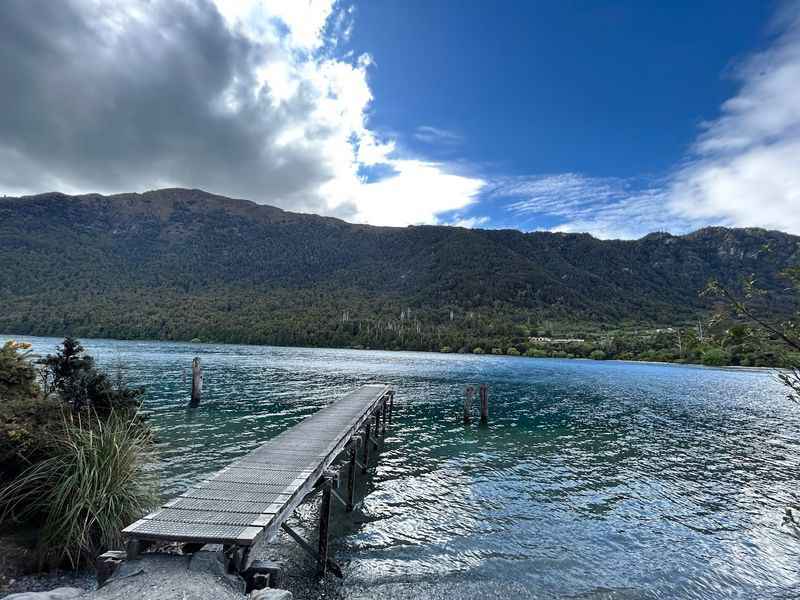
0, 0, 342, 211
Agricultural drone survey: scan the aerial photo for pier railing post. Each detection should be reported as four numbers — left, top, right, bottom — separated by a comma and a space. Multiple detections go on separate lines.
362, 421, 371, 473
346, 440, 357, 512
190, 357, 203, 406
380, 398, 387, 435
318, 473, 333, 576
388, 391, 394, 422
479, 384, 489, 424
373, 413, 380, 443
464, 386, 474, 423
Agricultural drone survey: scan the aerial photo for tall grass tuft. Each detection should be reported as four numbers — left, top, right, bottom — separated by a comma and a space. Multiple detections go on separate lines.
0, 411, 158, 568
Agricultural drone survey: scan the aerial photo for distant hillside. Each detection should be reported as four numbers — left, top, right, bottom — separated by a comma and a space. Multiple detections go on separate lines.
1, 188, 798, 350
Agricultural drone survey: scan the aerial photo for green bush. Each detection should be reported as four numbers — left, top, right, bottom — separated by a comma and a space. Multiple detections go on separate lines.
701, 348, 729, 366
0, 337, 155, 570
0, 396, 62, 485
0, 412, 158, 568
589, 350, 607, 360
0, 341, 38, 403
490, 347, 503, 355
41, 337, 144, 415
439, 346, 452, 353
525, 348, 548, 358
507, 347, 521, 356
0, 341, 59, 484
472, 347, 485, 355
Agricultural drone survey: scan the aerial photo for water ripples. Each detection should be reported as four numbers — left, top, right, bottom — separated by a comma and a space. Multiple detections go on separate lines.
14, 336, 800, 599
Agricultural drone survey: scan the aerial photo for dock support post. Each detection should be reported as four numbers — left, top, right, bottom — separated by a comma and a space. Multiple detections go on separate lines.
362, 422, 371, 473
372, 413, 380, 445
380, 399, 387, 435
125, 538, 153, 560
96, 550, 126, 587
346, 441, 357, 511
479, 384, 489, 424
464, 386, 474, 423
388, 391, 394, 422
318, 474, 333, 576
190, 357, 203, 406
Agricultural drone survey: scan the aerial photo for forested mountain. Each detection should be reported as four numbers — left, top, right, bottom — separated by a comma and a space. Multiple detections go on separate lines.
1, 188, 798, 352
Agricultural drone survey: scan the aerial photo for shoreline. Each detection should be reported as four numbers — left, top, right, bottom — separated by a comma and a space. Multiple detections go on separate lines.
2, 331, 783, 374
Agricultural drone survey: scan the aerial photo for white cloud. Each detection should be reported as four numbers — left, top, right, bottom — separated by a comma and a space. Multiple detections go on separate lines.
414, 125, 463, 145
0, 0, 484, 228
333, 159, 485, 226
494, 4, 800, 239
213, 0, 335, 50
666, 4, 800, 234
491, 173, 688, 239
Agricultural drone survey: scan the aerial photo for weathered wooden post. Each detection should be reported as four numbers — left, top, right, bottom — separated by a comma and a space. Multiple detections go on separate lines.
371, 413, 380, 446
190, 357, 203, 406
318, 473, 333, 576
346, 440, 357, 512
464, 386, 474, 423
479, 384, 489, 424
96, 550, 126, 587
380, 398, 387, 435
362, 421, 371, 473
388, 391, 394, 421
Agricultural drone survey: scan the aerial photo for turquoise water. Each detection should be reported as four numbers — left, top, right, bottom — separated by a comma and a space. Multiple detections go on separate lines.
10, 335, 800, 599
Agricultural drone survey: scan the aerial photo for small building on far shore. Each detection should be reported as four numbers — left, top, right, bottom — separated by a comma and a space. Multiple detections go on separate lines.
529, 336, 585, 345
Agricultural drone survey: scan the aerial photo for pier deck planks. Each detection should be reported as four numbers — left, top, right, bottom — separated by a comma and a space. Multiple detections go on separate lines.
123, 384, 390, 547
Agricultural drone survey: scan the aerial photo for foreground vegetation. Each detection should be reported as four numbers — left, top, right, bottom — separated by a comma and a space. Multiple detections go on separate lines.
0, 338, 156, 568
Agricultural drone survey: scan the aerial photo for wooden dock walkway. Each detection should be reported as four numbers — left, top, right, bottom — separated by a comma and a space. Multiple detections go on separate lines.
121, 383, 394, 576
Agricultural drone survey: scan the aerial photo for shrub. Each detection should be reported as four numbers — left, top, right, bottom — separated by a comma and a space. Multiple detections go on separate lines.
0, 395, 62, 485
525, 348, 548, 358
701, 348, 729, 366
491, 347, 503, 355
41, 337, 144, 415
0, 341, 38, 403
507, 347, 521, 356
0, 411, 158, 568
0, 341, 60, 484
439, 346, 452, 353
589, 350, 607, 360
473, 347, 485, 355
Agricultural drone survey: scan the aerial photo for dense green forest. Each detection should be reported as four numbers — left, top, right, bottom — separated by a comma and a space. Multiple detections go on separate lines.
1, 188, 798, 366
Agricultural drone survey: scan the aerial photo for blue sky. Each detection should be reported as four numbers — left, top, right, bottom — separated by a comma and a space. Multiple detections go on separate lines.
350, 0, 770, 177
1, 0, 799, 237
340, 0, 797, 236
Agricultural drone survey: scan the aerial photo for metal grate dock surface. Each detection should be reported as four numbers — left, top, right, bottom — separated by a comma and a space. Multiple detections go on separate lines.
123, 384, 390, 547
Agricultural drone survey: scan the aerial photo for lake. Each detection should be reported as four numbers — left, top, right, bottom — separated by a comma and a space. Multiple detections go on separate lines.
9, 335, 800, 599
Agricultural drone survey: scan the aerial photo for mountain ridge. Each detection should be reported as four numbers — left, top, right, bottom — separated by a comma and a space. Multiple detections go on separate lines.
7, 188, 793, 240
1, 188, 798, 350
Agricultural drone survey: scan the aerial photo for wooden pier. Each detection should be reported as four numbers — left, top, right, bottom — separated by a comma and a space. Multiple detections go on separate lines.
121, 384, 394, 577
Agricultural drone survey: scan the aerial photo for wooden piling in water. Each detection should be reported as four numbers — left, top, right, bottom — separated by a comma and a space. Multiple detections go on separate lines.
346, 441, 357, 512
464, 386, 474, 423
190, 357, 203, 406
318, 474, 333, 576
362, 421, 371, 473
479, 384, 489, 424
